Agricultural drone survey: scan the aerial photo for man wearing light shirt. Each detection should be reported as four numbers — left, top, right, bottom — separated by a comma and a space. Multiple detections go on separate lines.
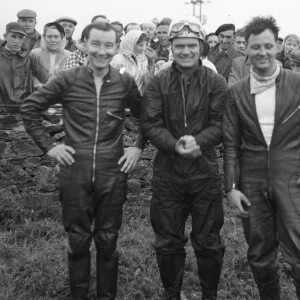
223, 16, 300, 300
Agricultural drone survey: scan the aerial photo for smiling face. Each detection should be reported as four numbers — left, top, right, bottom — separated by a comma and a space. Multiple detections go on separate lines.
86, 28, 117, 72
44, 28, 63, 52
59, 21, 75, 39
134, 40, 146, 56
172, 37, 201, 70
156, 25, 170, 47
141, 22, 155, 40
247, 29, 277, 77
218, 30, 235, 51
235, 36, 246, 52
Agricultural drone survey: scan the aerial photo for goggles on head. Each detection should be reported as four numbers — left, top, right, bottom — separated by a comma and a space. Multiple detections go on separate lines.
170, 20, 202, 34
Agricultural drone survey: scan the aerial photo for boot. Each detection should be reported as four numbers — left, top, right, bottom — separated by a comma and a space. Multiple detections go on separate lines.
96, 251, 119, 300
68, 252, 91, 299
157, 252, 186, 300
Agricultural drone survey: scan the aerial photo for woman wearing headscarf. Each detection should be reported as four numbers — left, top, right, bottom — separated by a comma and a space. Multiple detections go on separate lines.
276, 34, 300, 69
30, 22, 71, 88
110, 29, 155, 95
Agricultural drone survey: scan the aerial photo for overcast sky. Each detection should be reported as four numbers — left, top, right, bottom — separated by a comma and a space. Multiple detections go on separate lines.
1, 0, 298, 40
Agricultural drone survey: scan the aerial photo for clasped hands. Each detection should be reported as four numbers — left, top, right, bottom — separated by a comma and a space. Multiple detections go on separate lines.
175, 135, 201, 159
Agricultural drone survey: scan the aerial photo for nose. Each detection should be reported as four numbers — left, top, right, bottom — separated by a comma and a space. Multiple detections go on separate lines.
258, 47, 267, 56
182, 46, 190, 55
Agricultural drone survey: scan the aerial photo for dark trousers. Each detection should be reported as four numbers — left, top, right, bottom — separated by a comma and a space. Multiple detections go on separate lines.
241, 173, 300, 300
59, 150, 127, 300
151, 171, 224, 300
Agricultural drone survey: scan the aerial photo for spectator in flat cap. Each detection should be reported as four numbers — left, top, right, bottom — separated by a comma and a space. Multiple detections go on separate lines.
289, 50, 300, 73
208, 23, 243, 81
17, 9, 41, 52
30, 22, 71, 89
0, 22, 33, 109
57, 17, 78, 52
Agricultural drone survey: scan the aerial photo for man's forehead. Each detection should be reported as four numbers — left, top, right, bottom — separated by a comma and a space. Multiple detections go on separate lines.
89, 29, 116, 41
45, 28, 60, 35
18, 17, 36, 21
59, 21, 74, 26
157, 25, 169, 31
219, 30, 234, 36
142, 23, 154, 28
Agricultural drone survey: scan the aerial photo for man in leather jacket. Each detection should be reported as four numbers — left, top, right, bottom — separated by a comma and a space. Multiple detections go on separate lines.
223, 16, 300, 300
21, 22, 143, 300
141, 17, 227, 300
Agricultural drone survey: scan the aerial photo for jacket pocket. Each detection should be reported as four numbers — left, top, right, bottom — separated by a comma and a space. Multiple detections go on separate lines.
282, 105, 300, 124
288, 175, 300, 214
106, 111, 123, 120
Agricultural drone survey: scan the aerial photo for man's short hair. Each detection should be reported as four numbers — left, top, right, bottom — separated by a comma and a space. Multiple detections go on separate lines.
91, 15, 108, 23
244, 16, 280, 42
79, 25, 89, 43
160, 18, 172, 25
43, 22, 65, 38
124, 23, 141, 33
284, 34, 300, 45
157, 20, 171, 28
84, 22, 117, 42
205, 32, 217, 42
111, 21, 123, 31
236, 28, 245, 38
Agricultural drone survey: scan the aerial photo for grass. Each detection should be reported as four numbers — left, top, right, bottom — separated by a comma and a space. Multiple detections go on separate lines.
0, 157, 296, 300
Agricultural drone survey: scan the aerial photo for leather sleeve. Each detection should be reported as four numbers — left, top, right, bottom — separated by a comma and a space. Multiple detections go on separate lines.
194, 73, 227, 150
228, 58, 241, 87
222, 87, 242, 193
21, 72, 67, 153
140, 76, 177, 152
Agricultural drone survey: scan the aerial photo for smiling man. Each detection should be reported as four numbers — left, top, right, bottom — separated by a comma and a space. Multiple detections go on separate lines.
223, 16, 300, 300
155, 19, 172, 60
208, 23, 243, 81
17, 9, 41, 52
21, 22, 144, 300
141, 16, 227, 300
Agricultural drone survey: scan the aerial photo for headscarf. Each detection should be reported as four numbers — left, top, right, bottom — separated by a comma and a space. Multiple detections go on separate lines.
119, 30, 145, 59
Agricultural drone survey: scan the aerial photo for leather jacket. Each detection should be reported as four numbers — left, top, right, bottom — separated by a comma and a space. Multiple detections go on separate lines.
223, 68, 300, 193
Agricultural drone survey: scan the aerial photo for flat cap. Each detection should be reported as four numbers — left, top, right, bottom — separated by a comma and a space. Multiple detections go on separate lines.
56, 17, 77, 26
6, 22, 27, 36
17, 9, 37, 18
215, 23, 235, 36
290, 50, 300, 64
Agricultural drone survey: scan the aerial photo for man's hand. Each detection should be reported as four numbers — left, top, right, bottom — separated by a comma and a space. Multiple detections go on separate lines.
118, 147, 142, 173
47, 144, 75, 166
227, 189, 251, 218
145, 46, 156, 66
175, 135, 201, 159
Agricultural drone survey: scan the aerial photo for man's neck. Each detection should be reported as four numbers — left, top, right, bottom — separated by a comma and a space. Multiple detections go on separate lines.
178, 63, 199, 80
90, 65, 110, 79
27, 30, 35, 38
4, 45, 19, 54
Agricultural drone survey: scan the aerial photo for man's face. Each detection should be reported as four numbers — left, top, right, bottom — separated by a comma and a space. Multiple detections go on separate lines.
5, 32, 25, 53
206, 34, 218, 48
290, 60, 300, 73
86, 28, 117, 71
276, 40, 283, 54
247, 29, 277, 76
235, 36, 246, 52
59, 21, 75, 39
284, 37, 299, 57
218, 30, 235, 51
17, 17, 36, 34
45, 28, 62, 52
156, 25, 170, 47
172, 37, 201, 69
141, 22, 155, 40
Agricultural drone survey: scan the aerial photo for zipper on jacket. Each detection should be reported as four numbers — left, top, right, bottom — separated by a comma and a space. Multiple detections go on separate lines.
92, 90, 101, 185
106, 111, 123, 120
181, 77, 188, 128
282, 105, 300, 124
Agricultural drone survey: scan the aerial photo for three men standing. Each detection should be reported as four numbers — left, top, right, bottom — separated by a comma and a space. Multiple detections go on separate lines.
223, 16, 300, 300
141, 17, 227, 300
